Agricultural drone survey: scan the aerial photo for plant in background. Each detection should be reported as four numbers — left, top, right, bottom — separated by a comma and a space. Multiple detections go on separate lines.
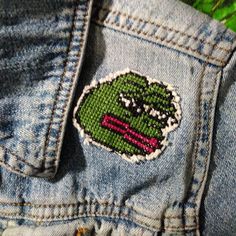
182, 0, 236, 32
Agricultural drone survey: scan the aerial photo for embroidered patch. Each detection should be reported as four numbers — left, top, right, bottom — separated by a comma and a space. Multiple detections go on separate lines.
73, 69, 181, 162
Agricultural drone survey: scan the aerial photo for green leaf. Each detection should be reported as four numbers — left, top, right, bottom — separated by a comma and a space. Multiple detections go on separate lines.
181, 0, 236, 32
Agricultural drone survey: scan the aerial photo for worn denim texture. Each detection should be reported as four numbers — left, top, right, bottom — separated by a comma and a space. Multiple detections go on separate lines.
0, 0, 93, 177
0, 0, 235, 235
200, 49, 236, 235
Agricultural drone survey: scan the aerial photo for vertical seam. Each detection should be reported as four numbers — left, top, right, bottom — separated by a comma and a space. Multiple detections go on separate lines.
185, 38, 223, 230
193, 70, 220, 216
42, 3, 79, 160
42, 1, 90, 172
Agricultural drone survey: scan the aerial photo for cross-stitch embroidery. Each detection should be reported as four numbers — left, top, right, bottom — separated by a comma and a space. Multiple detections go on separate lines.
73, 69, 181, 162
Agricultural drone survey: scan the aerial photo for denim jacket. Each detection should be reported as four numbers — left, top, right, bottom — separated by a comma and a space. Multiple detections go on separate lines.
0, 0, 235, 235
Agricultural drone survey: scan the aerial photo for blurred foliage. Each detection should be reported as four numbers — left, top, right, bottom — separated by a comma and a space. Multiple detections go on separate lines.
181, 0, 236, 32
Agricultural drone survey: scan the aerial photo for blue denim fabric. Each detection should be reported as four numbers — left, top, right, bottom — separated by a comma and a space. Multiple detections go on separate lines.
0, 0, 235, 235
0, 0, 93, 177
200, 49, 236, 235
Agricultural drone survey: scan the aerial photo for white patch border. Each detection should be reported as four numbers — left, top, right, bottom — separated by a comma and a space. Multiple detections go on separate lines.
73, 68, 182, 163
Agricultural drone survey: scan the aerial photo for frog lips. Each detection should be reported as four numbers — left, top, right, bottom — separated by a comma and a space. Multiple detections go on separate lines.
101, 114, 160, 153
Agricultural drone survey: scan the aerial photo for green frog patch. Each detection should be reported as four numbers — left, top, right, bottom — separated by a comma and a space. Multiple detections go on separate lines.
73, 69, 181, 162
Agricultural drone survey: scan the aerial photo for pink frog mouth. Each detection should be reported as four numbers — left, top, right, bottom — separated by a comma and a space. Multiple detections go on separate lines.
101, 114, 160, 153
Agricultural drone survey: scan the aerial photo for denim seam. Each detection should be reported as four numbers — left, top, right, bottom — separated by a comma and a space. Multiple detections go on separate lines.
0, 201, 196, 219
42, 4, 81, 157
0, 201, 198, 231
42, 1, 91, 175
92, 6, 235, 66
192, 70, 220, 219
186, 64, 209, 226
0, 210, 195, 222
93, 5, 231, 52
0, 211, 197, 232
184, 63, 220, 229
93, 20, 225, 66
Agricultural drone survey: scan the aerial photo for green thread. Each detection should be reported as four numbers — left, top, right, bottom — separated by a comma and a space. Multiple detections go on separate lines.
74, 70, 181, 161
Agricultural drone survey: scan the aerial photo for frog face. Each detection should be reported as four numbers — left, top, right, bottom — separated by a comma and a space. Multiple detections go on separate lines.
73, 69, 181, 162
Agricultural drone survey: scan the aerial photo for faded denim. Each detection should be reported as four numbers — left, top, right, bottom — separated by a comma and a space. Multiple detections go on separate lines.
0, 0, 235, 235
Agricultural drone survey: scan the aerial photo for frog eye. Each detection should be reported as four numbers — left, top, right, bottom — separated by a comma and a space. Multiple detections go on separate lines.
119, 93, 144, 116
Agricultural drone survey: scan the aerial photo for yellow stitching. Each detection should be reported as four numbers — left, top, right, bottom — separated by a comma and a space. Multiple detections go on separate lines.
191, 70, 220, 220
93, 5, 233, 53
93, 19, 226, 66
42, 6, 79, 159
49, 3, 91, 169
43, 1, 90, 164
0, 200, 196, 220
184, 64, 209, 226
0, 211, 197, 231
197, 71, 219, 187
